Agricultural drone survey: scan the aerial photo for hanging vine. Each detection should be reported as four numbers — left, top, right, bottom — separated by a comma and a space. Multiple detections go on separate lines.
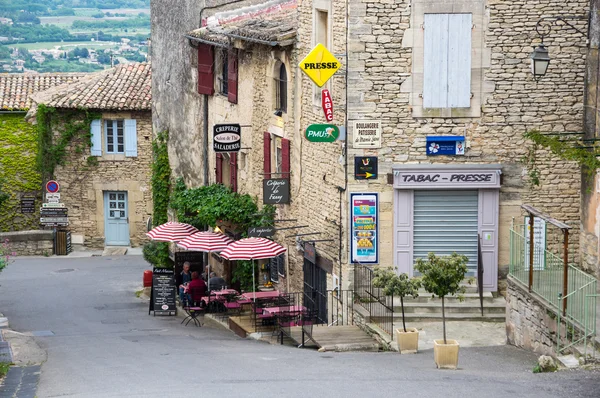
523, 129, 600, 186
35, 104, 101, 182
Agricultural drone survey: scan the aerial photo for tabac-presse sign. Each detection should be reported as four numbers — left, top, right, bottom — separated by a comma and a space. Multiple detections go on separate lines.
305, 124, 339, 143
213, 123, 241, 152
350, 193, 378, 264
322, 89, 333, 122
298, 43, 342, 87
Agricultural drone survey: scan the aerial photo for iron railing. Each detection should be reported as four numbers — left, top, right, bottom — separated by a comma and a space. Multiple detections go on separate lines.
509, 226, 598, 357
353, 262, 394, 337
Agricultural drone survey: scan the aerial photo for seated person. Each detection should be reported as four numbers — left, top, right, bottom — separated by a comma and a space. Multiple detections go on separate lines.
187, 271, 207, 305
178, 262, 192, 303
208, 272, 227, 291
201, 265, 210, 282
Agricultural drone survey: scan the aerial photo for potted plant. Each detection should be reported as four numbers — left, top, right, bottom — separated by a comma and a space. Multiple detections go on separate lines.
373, 267, 421, 354
414, 252, 468, 369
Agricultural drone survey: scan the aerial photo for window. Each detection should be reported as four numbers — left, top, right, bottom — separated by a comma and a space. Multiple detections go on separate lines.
220, 50, 228, 95
275, 63, 287, 113
105, 120, 124, 154
90, 119, 137, 157
316, 10, 328, 47
423, 13, 472, 108
263, 133, 290, 180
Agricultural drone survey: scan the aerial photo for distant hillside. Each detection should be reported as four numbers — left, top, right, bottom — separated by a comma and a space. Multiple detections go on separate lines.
0, 1, 150, 16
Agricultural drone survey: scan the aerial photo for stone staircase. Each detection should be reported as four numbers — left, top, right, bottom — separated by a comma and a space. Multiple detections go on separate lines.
393, 285, 506, 323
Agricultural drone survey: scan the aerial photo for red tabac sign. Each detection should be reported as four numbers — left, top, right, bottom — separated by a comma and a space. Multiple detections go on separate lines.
321, 89, 333, 122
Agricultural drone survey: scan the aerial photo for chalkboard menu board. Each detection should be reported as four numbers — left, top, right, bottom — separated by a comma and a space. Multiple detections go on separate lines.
148, 267, 177, 316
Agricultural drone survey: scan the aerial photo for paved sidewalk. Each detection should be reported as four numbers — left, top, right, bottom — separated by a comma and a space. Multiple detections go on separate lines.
0, 365, 41, 398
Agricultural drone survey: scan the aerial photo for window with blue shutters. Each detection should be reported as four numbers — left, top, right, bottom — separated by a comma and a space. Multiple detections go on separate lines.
423, 13, 472, 109
101, 119, 137, 157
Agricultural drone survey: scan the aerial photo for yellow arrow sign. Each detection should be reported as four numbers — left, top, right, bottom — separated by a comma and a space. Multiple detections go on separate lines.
298, 43, 341, 87
365, 172, 373, 179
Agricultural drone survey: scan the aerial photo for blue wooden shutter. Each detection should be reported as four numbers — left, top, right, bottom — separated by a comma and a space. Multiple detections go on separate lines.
423, 13, 471, 108
124, 119, 137, 157
447, 13, 472, 107
423, 14, 449, 108
90, 119, 102, 156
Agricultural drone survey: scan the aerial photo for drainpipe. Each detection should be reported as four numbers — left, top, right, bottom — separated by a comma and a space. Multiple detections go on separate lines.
203, 94, 209, 186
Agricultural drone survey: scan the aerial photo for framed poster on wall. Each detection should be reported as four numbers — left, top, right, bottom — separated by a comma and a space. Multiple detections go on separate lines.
350, 192, 378, 264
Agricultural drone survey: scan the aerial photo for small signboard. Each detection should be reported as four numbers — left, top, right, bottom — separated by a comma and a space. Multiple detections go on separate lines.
353, 121, 382, 148
524, 217, 547, 270
149, 267, 177, 316
426, 136, 465, 156
305, 124, 339, 142
263, 178, 290, 204
248, 226, 275, 238
42, 202, 66, 208
40, 217, 69, 224
46, 180, 60, 193
41, 208, 68, 217
20, 197, 35, 214
46, 193, 60, 201
213, 123, 241, 152
322, 89, 333, 122
304, 242, 316, 263
354, 157, 378, 180
298, 43, 342, 87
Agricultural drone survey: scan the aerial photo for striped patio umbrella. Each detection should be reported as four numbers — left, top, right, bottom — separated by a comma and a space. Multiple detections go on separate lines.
176, 231, 233, 252
220, 237, 286, 260
220, 238, 286, 299
146, 221, 199, 242
176, 231, 234, 290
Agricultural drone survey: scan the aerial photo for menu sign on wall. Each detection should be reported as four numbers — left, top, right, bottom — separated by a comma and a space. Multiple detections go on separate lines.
263, 178, 290, 204
213, 123, 241, 152
524, 217, 547, 270
350, 193, 378, 264
149, 267, 177, 316
20, 197, 35, 213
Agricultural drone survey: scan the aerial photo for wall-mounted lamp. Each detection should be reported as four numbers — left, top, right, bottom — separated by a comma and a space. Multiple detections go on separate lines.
273, 109, 283, 117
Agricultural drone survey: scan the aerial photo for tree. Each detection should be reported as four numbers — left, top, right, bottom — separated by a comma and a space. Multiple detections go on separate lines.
372, 268, 421, 333
414, 252, 468, 344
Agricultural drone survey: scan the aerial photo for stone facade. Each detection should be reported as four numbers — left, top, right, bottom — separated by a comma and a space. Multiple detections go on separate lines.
53, 111, 153, 248
506, 276, 569, 356
347, 0, 587, 292
0, 230, 54, 256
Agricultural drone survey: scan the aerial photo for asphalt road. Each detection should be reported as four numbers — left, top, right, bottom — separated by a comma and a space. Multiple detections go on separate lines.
1, 256, 599, 398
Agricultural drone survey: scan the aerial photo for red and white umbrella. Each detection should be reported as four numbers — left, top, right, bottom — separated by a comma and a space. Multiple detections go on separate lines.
220, 237, 286, 260
176, 231, 233, 252
146, 221, 199, 242
220, 238, 286, 299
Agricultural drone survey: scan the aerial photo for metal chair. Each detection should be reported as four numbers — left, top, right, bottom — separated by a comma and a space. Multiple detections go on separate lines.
181, 286, 206, 327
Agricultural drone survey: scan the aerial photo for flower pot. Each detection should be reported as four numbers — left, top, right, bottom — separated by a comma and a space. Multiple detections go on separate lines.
433, 339, 459, 369
395, 327, 419, 354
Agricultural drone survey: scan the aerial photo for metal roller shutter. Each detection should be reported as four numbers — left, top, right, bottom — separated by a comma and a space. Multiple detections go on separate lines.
413, 190, 478, 275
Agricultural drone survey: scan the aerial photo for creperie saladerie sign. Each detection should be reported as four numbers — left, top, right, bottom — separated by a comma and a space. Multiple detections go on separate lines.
298, 43, 341, 87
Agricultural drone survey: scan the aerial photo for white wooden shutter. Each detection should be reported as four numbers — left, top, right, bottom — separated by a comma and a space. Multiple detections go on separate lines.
447, 13, 472, 107
90, 119, 102, 156
423, 13, 471, 108
124, 119, 137, 157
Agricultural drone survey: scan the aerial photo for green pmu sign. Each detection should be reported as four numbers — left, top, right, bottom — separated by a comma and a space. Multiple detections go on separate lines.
305, 124, 339, 142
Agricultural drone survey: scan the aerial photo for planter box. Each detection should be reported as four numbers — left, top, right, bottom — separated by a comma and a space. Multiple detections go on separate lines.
396, 327, 419, 354
433, 339, 459, 369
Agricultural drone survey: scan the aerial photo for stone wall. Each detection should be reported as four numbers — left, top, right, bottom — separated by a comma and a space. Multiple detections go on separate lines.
53, 111, 153, 249
0, 230, 53, 256
346, 0, 586, 291
506, 276, 568, 356
151, 0, 207, 187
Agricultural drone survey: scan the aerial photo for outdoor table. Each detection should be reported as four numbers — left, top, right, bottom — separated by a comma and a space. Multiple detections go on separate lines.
240, 291, 281, 300
262, 305, 307, 315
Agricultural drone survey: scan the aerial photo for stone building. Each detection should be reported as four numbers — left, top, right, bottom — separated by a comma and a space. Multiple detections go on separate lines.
346, 0, 586, 294
31, 63, 153, 249
153, 0, 589, 300
0, 73, 85, 232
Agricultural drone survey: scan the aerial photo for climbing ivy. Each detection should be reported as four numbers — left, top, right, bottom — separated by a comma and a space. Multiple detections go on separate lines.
0, 114, 42, 232
151, 131, 170, 227
143, 131, 172, 269
523, 129, 600, 186
36, 104, 101, 183
170, 178, 276, 234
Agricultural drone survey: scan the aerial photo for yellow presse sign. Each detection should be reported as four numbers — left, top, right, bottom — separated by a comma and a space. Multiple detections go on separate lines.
298, 43, 341, 87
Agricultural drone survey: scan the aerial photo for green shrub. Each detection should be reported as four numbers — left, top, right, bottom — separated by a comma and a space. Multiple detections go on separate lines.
142, 241, 173, 269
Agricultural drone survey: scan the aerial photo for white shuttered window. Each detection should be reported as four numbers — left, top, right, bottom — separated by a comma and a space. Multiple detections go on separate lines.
423, 13, 472, 108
